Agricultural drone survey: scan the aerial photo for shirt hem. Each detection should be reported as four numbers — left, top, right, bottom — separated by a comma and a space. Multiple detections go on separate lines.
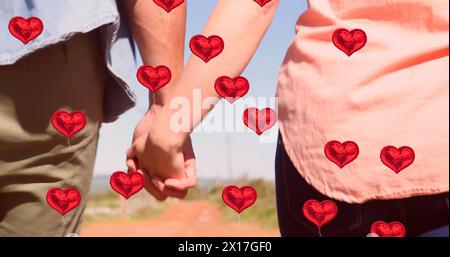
278, 119, 449, 204
1, 15, 137, 122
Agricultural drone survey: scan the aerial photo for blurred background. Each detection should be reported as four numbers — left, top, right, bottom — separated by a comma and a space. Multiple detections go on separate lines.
81, 0, 307, 237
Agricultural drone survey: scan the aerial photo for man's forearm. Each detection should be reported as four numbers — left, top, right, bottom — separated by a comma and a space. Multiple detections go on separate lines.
120, 0, 186, 105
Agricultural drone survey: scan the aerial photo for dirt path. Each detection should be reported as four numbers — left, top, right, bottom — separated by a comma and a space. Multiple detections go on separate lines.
81, 200, 280, 237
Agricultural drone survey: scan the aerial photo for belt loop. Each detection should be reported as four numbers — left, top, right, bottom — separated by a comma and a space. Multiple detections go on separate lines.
398, 199, 408, 224
62, 42, 68, 64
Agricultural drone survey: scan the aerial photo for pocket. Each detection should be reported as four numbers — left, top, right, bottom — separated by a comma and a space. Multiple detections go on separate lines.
278, 139, 363, 236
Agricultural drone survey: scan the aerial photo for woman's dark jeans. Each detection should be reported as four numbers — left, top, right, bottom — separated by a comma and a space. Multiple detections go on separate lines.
275, 134, 449, 237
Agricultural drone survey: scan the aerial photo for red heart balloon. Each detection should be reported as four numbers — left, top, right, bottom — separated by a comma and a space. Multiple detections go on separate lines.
215, 76, 250, 103
371, 221, 406, 237
153, 0, 185, 12
222, 185, 257, 214
332, 28, 367, 56
137, 65, 172, 93
243, 107, 277, 135
46, 188, 81, 216
253, 0, 273, 7
302, 199, 338, 229
324, 140, 359, 168
189, 35, 224, 63
110, 171, 144, 199
51, 110, 87, 139
8, 16, 43, 44
380, 146, 415, 173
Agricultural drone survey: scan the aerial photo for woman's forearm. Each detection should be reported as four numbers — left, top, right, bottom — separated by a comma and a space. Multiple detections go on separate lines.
163, 0, 280, 134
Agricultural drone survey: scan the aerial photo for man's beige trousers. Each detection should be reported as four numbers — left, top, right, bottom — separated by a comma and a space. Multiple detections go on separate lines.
0, 30, 105, 236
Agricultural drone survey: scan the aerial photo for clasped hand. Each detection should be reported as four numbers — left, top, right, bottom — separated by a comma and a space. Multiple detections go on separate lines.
126, 104, 196, 200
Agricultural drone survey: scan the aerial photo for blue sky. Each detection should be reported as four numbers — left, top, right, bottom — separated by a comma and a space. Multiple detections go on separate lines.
93, 0, 308, 180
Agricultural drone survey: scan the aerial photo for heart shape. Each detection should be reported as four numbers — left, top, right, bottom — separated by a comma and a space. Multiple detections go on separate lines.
243, 107, 277, 135
370, 221, 406, 237
46, 188, 81, 216
222, 185, 257, 213
302, 199, 338, 229
324, 140, 359, 168
153, 0, 185, 12
189, 35, 224, 63
380, 146, 415, 173
110, 171, 145, 199
214, 76, 250, 103
52, 110, 87, 139
332, 28, 367, 56
137, 65, 172, 93
8, 16, 43, 44
253, 0, 273, 7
